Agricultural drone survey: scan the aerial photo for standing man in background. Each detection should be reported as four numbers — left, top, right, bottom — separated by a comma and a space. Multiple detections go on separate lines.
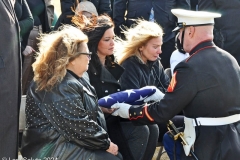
0, 0, 21, 158
195, 0, 240, 65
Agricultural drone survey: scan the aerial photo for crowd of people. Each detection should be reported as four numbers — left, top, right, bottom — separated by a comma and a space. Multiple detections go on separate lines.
1, 0, 240, 160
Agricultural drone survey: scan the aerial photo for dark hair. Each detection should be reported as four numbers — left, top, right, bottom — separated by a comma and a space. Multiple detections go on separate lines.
85, 15, 114, 73
72, 14, 115, 73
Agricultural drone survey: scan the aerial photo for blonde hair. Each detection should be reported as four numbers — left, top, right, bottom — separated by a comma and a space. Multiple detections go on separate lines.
33, 25, 88, 91
116, 20, 164, 64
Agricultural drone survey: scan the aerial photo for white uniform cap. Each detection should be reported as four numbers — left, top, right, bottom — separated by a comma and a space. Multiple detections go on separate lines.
171, 9, 221, 31
75, 1, 98, 16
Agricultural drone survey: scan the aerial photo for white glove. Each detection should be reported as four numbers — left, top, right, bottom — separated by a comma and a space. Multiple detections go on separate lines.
22, 46, 35, 56
111, 103, 131, 119
144, 87, 165, 102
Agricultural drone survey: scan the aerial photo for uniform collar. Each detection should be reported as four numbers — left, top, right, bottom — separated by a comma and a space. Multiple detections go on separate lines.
189, 40, 215, 55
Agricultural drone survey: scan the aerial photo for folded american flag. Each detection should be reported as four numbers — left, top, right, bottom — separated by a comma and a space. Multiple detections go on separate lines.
98, 86, 156, 108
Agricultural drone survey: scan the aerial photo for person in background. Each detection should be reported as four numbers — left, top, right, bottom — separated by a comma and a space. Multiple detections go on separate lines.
170, 33, 190, 75
14, 0, 34, 148
111, 9, 240, 160
195, 0, 240, 65
14, 0, 34, 56
113, 0, 190, 69
54, 0, 111, 30
0, 0, 21, 158
20, 25, 122, 160
116, 20, 170, 160
22, 0, 54, 95
75, 1, 99, 18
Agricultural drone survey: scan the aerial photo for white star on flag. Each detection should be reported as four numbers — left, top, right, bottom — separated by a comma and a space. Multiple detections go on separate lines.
103, 95, 113, 102
98, 86, 157, 108
123, 89, 136, 97
135, 95, 148, 102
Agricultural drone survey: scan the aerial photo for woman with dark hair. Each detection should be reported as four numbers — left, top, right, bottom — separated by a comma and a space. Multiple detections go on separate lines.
72, 14, 152, 160
20, 25, 122, 160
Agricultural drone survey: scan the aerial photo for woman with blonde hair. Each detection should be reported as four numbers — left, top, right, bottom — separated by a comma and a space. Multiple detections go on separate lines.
116, 20, 170, 160
20, 25, 122, 160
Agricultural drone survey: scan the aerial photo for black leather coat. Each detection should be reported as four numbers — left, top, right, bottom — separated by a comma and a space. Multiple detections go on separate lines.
21, 72, 110, 159
129, 41, 240, 160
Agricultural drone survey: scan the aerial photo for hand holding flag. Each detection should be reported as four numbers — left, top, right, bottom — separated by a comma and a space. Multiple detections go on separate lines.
98, 86, 160, 108
143, 87, 165, 102
111, 103, 131, 118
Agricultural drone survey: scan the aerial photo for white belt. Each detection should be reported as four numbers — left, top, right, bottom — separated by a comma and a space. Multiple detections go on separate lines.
183, 114, 240, 156
190, 114, 240, 126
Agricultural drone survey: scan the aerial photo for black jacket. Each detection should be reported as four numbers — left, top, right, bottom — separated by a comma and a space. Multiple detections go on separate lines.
87, 58, 135, 160
120, 56, 170, 93
129, 41, 240, 160
21, 72, 110, 159
113, 0, 190, 42
88, 61, 123, 99
54, 0, 112, 30
197, 0, 240, 65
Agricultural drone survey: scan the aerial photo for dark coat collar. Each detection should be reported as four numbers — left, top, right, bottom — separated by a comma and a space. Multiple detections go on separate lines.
189, 40, 215, 55
100, 63, 124, 83
66, 70, 96, 97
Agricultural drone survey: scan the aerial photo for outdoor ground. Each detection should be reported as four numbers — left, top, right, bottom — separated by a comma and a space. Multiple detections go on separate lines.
153, 147, 169, 160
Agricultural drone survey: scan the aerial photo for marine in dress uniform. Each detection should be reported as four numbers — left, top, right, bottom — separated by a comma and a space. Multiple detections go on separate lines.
111, 9, 240, 160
